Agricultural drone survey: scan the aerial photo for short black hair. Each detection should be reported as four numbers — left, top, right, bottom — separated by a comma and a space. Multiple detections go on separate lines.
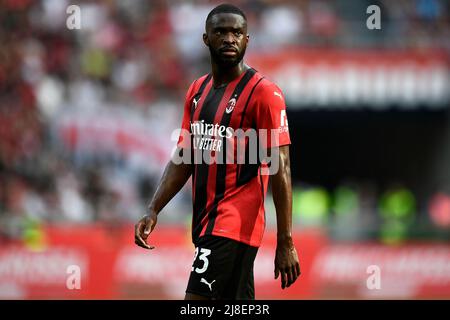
205, 3, 247, 26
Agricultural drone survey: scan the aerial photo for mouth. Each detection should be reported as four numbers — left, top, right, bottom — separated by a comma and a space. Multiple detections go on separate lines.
219, 47, 238, 56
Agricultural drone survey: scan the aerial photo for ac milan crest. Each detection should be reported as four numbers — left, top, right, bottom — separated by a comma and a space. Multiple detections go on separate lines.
226, 97, 236, 114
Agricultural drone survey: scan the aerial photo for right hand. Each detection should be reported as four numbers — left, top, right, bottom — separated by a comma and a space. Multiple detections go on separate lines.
134, 210, 158, 250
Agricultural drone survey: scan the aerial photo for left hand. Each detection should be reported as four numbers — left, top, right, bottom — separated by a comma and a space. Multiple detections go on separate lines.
274, 238, 301, 289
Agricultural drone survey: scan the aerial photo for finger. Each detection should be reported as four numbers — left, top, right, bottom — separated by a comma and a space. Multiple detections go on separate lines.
136, 238, 155, 250
144, 218, 152, 235
296, 262, 301, 276
286, 267, 293, 287
134, 238, 150, 249
134, 234, 150, 248
291, 265, 298, 283
280, 270, 287, 289
138, 221, 149, 240
274, 267, 279, 279
135, 222, 145, 239
134, 234, 152, 249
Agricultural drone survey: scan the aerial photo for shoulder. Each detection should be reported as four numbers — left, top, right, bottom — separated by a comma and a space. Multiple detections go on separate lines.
185, 73, 210, 100
251, 73, 286, 107
252, 75, 285, 102
191, 74, 210, 92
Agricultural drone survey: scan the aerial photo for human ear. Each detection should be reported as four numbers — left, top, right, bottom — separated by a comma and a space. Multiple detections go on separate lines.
203, 33, 209, 47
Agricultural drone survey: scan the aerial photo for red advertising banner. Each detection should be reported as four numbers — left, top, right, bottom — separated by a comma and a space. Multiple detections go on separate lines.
0, 225, 449, 299
247, 48, 449, 108
311, 243, 450, 299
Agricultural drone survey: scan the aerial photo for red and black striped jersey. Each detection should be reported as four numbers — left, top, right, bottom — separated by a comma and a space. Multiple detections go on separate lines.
177, 67, 290, 247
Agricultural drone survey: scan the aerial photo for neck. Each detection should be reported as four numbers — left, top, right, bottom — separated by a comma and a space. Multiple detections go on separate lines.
211, 60, 248, 88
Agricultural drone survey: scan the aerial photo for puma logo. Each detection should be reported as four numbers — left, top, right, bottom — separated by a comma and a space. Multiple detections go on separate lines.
200, 278, 216, 292
274, 91, 283, 100
193, 97, 201, 109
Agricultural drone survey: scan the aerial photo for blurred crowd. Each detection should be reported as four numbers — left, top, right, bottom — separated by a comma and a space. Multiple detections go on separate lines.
1, 0, 449, 242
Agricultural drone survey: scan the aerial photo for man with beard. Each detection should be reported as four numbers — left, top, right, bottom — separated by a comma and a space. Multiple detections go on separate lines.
134, 3, 300, 300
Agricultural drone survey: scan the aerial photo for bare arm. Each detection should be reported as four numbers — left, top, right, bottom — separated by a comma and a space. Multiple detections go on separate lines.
271, 145, 301, 289
134, 148, 192, 249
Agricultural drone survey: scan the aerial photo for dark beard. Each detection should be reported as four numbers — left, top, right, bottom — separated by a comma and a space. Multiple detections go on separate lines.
209, 45, 246, 68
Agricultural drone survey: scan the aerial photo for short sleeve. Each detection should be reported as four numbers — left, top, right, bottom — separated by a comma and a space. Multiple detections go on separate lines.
253, 81, 291, 149
177, 81, 197, 149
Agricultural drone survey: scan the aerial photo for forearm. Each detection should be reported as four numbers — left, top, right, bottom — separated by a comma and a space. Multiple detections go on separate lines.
271, 146, 293, 245
148, 151, 192, 215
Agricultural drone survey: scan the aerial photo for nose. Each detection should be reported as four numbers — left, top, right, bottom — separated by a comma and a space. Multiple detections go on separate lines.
223, 32, 236, 45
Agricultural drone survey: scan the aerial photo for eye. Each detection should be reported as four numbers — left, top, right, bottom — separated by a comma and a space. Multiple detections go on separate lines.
234, 31, 242, 36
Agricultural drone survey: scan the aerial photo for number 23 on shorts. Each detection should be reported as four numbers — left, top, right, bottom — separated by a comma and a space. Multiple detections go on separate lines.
191, 247, 211, 274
